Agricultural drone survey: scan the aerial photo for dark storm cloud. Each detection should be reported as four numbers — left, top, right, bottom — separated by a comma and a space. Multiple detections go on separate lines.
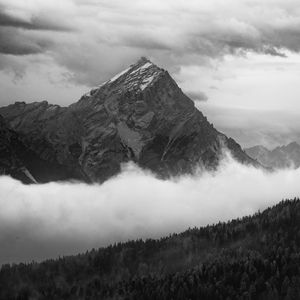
0, 9, 70, 31
53, 0, 300, 86
1, 0, 300, 86
262, 46, 287, 58
0, 27, 47, 55
0, 4, 71, 56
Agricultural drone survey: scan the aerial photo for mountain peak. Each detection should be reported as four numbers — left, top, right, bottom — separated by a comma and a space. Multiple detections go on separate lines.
106, 57, 163, 91
245, 141, 300, 169
285, 141, 300, 149
0, 57, 257, 183
82, 57, 165, 98
135, 56, 151, 65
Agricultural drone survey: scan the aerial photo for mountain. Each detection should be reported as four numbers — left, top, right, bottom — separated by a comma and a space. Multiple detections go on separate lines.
0, 114, 84, 183
0, 115, 37, 183
245, 142, 300, 169
0, 57, 257, 183
1, 198, 300, 299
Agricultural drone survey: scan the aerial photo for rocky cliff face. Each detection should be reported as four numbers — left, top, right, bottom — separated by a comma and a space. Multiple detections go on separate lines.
0, 115, 83, 183
0, 115, 35, 183
0, 57, 257, 183
245, 142, 300, 169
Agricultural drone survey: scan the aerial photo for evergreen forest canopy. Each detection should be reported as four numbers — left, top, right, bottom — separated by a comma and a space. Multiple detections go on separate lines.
1, 198, 300, 300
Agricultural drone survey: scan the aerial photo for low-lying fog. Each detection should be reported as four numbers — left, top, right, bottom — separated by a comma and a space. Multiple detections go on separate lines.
1, 153, 300, 264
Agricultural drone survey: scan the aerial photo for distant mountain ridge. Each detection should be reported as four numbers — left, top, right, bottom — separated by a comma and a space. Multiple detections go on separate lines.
245, 142, 300, 169
0, 57, 257, 183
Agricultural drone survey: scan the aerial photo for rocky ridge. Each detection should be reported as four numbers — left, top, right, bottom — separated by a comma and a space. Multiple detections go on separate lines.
0, 115, 82, 183
245, 142, 300, 169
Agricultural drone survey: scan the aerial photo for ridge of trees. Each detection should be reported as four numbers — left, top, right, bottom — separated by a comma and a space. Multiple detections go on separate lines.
1, 198, 300, 299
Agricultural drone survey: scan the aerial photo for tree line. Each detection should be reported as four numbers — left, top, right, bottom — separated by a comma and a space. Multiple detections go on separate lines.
1, 198, 300, 299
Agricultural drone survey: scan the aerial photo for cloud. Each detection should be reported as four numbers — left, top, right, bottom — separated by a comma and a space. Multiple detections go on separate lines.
1, 0, 300, 85
0, 153, 300, 265
0, 8, 70, 31
0, 27, 51, 55
186, 91, 208, 102
199, 104, 300, 148
0, 1, 72, 56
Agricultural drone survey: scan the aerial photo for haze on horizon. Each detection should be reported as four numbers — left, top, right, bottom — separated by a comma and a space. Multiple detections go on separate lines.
1, 0, 300, 148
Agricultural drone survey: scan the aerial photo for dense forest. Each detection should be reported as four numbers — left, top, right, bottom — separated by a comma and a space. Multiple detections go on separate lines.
1, 199, 300, 299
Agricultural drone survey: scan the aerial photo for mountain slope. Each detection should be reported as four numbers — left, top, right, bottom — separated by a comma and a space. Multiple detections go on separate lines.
0, 115, 37, 183
1, 199, 300, 299
245, 142, 300, 169
0, 114, 85, 183
0, 57, 257, 182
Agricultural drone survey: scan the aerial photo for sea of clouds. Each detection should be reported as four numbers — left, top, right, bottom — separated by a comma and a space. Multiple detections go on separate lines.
0, 153, 300, 264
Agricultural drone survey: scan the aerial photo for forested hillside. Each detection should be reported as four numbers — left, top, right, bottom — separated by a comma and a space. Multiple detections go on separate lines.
1, 199, 300, 300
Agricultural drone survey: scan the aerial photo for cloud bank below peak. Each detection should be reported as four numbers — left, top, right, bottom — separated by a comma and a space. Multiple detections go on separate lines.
0, 154, 300, 265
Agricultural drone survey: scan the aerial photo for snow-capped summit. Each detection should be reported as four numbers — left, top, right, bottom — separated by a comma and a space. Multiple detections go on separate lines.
106, 57, 163, 91
84, 57, 164, 98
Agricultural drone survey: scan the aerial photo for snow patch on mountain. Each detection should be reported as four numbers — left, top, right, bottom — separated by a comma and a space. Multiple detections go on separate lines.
140, 62, 153, 70
82, 58, 164, 98
117, 122, 144, 158
109, 67, 131, 83
140, 75, 155, 90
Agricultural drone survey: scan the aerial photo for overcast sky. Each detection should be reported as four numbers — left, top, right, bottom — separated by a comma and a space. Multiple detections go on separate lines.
1, 0, 300, 147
